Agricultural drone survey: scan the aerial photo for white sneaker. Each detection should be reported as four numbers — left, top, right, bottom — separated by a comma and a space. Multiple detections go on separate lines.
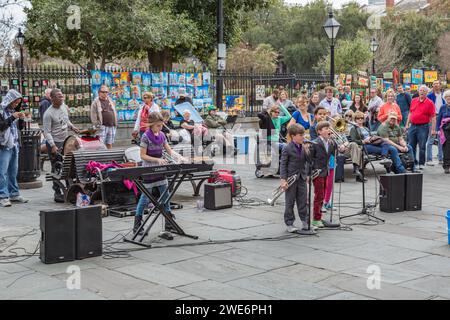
286, 225, 299, 233
418, 165, 424, 170
10, 196, 28, 203
302, 222, 318, 231
426, 161, 434, 166
0, 199, 12, 207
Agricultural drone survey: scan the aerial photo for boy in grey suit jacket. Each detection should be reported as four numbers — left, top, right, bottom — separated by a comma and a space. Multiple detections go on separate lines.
280, 124, 311, 233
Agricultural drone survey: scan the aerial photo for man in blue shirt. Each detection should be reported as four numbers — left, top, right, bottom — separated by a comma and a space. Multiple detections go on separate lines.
396, 84, 411, 128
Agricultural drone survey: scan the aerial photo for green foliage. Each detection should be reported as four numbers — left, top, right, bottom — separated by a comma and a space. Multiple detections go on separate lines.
209, 43, 277, 72
24, 0, 268, 69
315, 32, 372, 74
242, 0, 371, 72
382, 12, 447, 70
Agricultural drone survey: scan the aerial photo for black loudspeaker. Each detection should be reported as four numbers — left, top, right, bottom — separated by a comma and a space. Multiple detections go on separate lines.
204, 183, 233, 210
76, 205, 103, 259
40, 208, 76, 264
404, 172, 423, 211
379, 174, 405, 213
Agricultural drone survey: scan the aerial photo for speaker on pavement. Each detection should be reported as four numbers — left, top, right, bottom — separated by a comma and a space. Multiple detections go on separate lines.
204, 183, 232, 210
404, 172, 423, 211
40, 208, 76, 264
379, 174, 405, 213
76, 205, 102, 259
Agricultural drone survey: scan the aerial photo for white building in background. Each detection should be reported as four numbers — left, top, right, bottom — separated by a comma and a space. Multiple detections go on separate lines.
363, 0, 432, 15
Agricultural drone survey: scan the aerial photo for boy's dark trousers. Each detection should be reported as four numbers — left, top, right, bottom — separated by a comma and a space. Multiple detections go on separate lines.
284, 178, 308, 226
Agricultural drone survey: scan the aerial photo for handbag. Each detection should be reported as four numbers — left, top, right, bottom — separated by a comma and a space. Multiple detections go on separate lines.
369, 135, 384, 145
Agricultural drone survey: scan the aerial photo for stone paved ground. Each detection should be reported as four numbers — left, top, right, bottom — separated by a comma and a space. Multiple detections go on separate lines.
1, 148, 449, 300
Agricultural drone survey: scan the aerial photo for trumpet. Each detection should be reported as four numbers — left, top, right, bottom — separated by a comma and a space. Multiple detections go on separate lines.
267, 174, 297, 206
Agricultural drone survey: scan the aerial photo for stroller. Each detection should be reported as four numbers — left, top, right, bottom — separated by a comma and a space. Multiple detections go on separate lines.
254, 133, 283, 178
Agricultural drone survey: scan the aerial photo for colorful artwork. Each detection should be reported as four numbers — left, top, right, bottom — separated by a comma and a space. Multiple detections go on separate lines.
131, 72, 143, 85
383, 72, 393, 80
203, 72, 211, 86
168, 86, 181, 99
345, 75, 352, 85
358, 77, 369, 87
152, 72, 168, 86
424, 71, 438, 83
130, 85, 141, 100
411, 69, 423, 84
195, 86, 209, 99
186, 73, 195, 87
169, 72, 186, 86
142, 73, 152, 86
403, 73, 412, 84
91, 71, 102, 86
376, 78, 383, 90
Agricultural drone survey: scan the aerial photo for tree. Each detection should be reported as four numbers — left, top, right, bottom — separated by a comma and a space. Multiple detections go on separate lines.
24, 0, 268, 70
315, 32, 372, 75
208, 43, 277, 72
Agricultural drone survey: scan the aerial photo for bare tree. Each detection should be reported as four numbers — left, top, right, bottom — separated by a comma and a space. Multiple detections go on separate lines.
365, 30, 408, 74
0, 0, 27, 64
437, 32, 450, 73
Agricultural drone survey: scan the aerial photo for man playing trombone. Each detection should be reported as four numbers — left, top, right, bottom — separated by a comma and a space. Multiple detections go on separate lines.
279, 124, 311, 233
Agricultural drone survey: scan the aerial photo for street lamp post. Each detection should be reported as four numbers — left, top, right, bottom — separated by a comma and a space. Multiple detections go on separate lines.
323, 8, 340, 87
370, 37, 379, 75
15, 28, 25, 94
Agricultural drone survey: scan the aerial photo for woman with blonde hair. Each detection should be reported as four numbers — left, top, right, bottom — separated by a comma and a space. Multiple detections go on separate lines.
132, 92, 160, 139
288, 95, 314, 133
377, 89, 402, 123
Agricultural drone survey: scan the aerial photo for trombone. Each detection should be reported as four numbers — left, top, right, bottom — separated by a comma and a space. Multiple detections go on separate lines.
326, 116, 349, 147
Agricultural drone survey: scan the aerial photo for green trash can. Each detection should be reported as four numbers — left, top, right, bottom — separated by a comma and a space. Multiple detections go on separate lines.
18, 128, 42, 183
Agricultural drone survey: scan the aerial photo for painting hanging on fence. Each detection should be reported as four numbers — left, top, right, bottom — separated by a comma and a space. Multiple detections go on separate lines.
91, 70, 211, 122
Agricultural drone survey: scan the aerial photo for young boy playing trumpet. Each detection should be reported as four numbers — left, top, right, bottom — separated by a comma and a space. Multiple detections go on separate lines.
280, 124, 311, 233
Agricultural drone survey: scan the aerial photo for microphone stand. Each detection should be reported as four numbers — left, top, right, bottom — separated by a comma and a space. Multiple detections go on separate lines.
340, 125, 385, 223
297, 147, 317, 235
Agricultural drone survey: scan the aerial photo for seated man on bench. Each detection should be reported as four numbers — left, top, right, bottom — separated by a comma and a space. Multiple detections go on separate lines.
377, 112, 415, 172
204, 105, 235, 156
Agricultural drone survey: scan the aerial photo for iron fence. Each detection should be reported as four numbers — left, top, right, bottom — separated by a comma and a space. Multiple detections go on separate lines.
0, 65, 329, 123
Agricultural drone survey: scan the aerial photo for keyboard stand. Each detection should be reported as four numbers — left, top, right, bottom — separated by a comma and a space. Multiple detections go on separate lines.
124, 171, 199, 247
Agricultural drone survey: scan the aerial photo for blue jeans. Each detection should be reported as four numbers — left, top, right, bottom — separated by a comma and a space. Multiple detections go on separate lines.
401, 111, 409, 127
426, 134, 443, 162
364, 143, 406, 173
408, 124, 429, 166
369, 120, 381, 133
0, 146, 20, 199
136, 183, 170, 217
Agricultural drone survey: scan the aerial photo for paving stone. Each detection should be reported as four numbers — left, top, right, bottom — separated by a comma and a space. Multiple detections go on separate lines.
129, 247, 202, 265
319, 291, 375, 300
210, 248, 295, 271
342, 263, 428, 284
228, 239, 315, 258
18, 258, 98, 276
181, 243, 233, 255
427, 244, 450, 258
284, 232, 369, 252
316, 274, 359, 287
178, 296, 203, 300
287, 250, 373, 272
399, 220, 447, 234
18, 287, 105, 300
227, 272, 339, 300
177, 280, 271, 300
334, 278, 433, 300
54, 267, 189, 300
272, 264, 337, 283
191, 215, 270, 230
396, 255, 450, 277
168, 256, 264, 283
116, 262, 206, 288
336, 244, 430, 264
0, 272, 65, 299
88, 256, 149, 270
368, 224, 444, 240
183, 225, 254, 241
400, 275, 450, 299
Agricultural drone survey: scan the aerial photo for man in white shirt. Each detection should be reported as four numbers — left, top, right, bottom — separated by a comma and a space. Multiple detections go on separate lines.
318, 86, 342, 117
368, 88, 383, 132
262, 89, 279, 111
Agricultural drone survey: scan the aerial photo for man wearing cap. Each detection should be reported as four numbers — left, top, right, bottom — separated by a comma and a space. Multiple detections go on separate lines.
175, 88, 193, 106
378, 112, 415, 171
204, 105, 234, 155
